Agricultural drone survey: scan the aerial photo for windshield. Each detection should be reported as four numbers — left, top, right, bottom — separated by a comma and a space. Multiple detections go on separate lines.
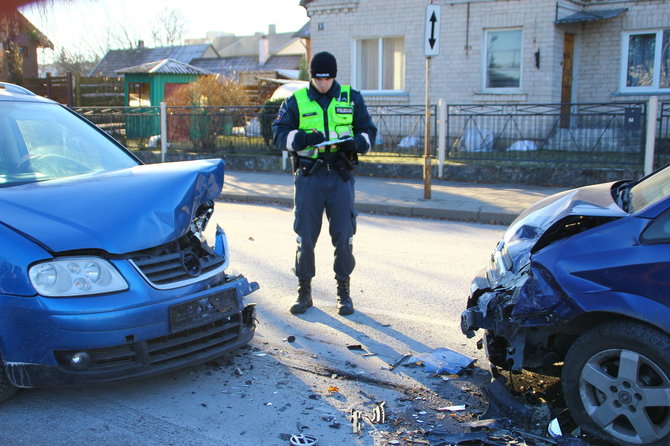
628, 165, 670, 213
0, 101, 139, 187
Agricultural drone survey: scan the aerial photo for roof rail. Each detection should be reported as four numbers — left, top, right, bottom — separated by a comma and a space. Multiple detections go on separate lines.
0, 82, 36, 96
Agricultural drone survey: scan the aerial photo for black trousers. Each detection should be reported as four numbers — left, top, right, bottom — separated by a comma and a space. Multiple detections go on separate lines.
293, 167, 356, 281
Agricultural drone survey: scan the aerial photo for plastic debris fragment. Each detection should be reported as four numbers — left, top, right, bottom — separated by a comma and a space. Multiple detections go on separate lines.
289, 433, 318, 446
350, 409, 363, 434
406, 348, 475, 375
368, 401, 387, 424
436, 405, 466, 412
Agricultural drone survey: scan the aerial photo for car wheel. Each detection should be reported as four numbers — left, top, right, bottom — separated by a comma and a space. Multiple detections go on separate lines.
562, 321, 670, 445
0, 365, 17, 403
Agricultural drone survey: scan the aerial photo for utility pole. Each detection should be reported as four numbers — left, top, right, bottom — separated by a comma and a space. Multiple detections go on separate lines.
423, 2, 440, 199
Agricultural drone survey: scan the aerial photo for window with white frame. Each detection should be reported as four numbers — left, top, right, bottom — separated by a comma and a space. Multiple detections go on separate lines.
484, 29, 522, 89
621, 30, 669, 92
355, 37, 405, 91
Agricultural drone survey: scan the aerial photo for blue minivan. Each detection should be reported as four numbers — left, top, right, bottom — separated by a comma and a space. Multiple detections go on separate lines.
462, 163, 670, 445
0, 82, 257, 401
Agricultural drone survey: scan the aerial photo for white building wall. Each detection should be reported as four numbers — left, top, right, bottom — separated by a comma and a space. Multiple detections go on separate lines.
304, 0, 669, 105
569, 0, 670, 102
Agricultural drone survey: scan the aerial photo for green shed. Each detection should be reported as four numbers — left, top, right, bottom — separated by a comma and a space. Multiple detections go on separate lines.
117, 58, 213, 138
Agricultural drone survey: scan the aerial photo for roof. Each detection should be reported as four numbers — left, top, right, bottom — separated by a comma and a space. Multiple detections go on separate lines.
116, 58, 214, 75
190, 55, 303, 79
89, 43, 216, 76
556, 7, 628, 24
214, 32, 299, 57
293, 21, 310, 39
1, 10, 53, 49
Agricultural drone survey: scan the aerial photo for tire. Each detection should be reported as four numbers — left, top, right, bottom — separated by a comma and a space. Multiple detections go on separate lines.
562, 321, 670, 446
0, 365, 17, 404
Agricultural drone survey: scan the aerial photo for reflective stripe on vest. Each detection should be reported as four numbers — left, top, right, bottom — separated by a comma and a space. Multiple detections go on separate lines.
294, 85, 354, 158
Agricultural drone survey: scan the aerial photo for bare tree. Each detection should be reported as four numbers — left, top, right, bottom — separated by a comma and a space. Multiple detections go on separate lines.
151, 8, 185, 47
52, 47, 97, 75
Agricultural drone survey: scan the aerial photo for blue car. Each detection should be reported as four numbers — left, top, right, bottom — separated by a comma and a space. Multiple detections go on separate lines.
462, 164, 670, 445
0, 83, 258, 402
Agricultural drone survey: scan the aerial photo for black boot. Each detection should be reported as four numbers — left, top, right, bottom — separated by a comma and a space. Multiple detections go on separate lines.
337, 278, 354, 315
290, 279, 313, 314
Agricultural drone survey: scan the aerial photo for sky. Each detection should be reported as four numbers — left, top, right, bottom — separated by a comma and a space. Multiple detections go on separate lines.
19, 0, 309, 62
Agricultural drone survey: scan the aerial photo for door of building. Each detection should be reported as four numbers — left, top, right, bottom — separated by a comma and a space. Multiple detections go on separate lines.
561, 33, 575, 128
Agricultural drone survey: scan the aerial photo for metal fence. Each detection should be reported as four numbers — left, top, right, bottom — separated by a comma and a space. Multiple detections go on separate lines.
446, 102, 647, 167
659, 101, 670, 167
72, 101, 668, 169
367, 105, 437, 157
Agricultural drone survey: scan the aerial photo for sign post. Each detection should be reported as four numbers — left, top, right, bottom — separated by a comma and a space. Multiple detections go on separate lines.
423, 4, 440, 199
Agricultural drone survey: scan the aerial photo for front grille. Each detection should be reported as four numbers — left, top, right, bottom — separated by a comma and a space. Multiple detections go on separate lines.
147, 317, 240, 365
129, 232, 226, 288
54, 315, 243, 372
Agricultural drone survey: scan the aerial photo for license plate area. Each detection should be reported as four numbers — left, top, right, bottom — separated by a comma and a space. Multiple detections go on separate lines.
169, 289, 237, 332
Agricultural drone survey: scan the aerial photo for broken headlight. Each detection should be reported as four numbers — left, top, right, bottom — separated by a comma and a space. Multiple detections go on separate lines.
29, 257, 128, 297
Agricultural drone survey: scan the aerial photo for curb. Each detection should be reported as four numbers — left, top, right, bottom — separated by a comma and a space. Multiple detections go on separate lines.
220, 192, 516, 225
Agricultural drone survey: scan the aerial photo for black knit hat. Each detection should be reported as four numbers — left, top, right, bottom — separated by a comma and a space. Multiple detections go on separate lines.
310, 51, 337, 78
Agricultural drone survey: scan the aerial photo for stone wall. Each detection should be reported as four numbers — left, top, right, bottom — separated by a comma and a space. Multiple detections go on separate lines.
133, 150, 642, 188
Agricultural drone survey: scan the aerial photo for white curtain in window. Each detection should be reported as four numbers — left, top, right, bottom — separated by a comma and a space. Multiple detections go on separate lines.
357, 39, 378, 90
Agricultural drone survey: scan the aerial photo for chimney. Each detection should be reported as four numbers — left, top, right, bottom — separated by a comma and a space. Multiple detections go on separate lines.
268, 24, 276, 35
138, 40, 145, 49
259, 35, 270, 65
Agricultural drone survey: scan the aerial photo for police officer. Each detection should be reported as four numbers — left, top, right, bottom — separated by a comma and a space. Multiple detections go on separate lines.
272, 51, 377, 316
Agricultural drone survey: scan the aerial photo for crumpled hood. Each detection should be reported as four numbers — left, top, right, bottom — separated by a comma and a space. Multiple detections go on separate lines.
0, 159, 224, 254
495, 181, 628, 281
506, 181, 627, 244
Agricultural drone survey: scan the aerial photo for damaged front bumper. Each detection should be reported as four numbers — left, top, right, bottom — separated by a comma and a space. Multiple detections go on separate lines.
461, 262, 579, 372
1, 275, 258, 389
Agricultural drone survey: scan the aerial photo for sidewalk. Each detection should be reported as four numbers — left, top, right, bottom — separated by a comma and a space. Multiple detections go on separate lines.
221, 170, 567, 225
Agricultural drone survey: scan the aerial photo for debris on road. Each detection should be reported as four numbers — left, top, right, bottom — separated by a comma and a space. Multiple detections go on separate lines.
367, 401, 387, 424
389, 353, 412, 370
288, 433, 318, 445
405, 348, 476, 375
436, 405, 466, 412
350, 409, 363, 434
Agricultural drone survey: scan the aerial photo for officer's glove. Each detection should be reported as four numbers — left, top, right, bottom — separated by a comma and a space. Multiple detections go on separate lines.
294, 130, 325, 150
338, 138, 356, 154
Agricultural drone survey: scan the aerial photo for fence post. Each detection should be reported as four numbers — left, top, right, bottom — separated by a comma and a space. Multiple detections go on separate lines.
438, 98, 446, 178
46, 72, 52, 99
74, 73, 81, 106
645, 96, 658, 175
160, 102, 167, 163
66, 72, 73, 107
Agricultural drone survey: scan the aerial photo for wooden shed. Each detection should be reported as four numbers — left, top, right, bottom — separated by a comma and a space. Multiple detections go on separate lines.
116, 58, 213, 106
116, 58, 213, 138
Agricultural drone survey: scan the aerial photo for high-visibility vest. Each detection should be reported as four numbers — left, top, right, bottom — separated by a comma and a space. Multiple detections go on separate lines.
294, 85, 354, 159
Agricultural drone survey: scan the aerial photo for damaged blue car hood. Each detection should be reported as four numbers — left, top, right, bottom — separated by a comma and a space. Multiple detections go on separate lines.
0, 159, 224, 254
505, 181, 627, 248
493, 181, 629, 282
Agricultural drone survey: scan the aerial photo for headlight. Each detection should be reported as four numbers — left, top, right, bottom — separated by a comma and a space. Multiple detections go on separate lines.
29, 257, 128, 297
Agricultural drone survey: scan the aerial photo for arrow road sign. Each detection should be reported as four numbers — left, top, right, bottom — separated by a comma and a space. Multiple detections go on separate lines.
424, 4, 440, 57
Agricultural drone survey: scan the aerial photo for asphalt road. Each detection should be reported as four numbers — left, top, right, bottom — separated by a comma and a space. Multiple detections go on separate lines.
0, 202, 507, 446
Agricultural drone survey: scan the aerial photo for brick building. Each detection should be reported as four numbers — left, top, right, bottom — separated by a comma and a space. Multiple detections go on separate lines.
301, 0, 670, 106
